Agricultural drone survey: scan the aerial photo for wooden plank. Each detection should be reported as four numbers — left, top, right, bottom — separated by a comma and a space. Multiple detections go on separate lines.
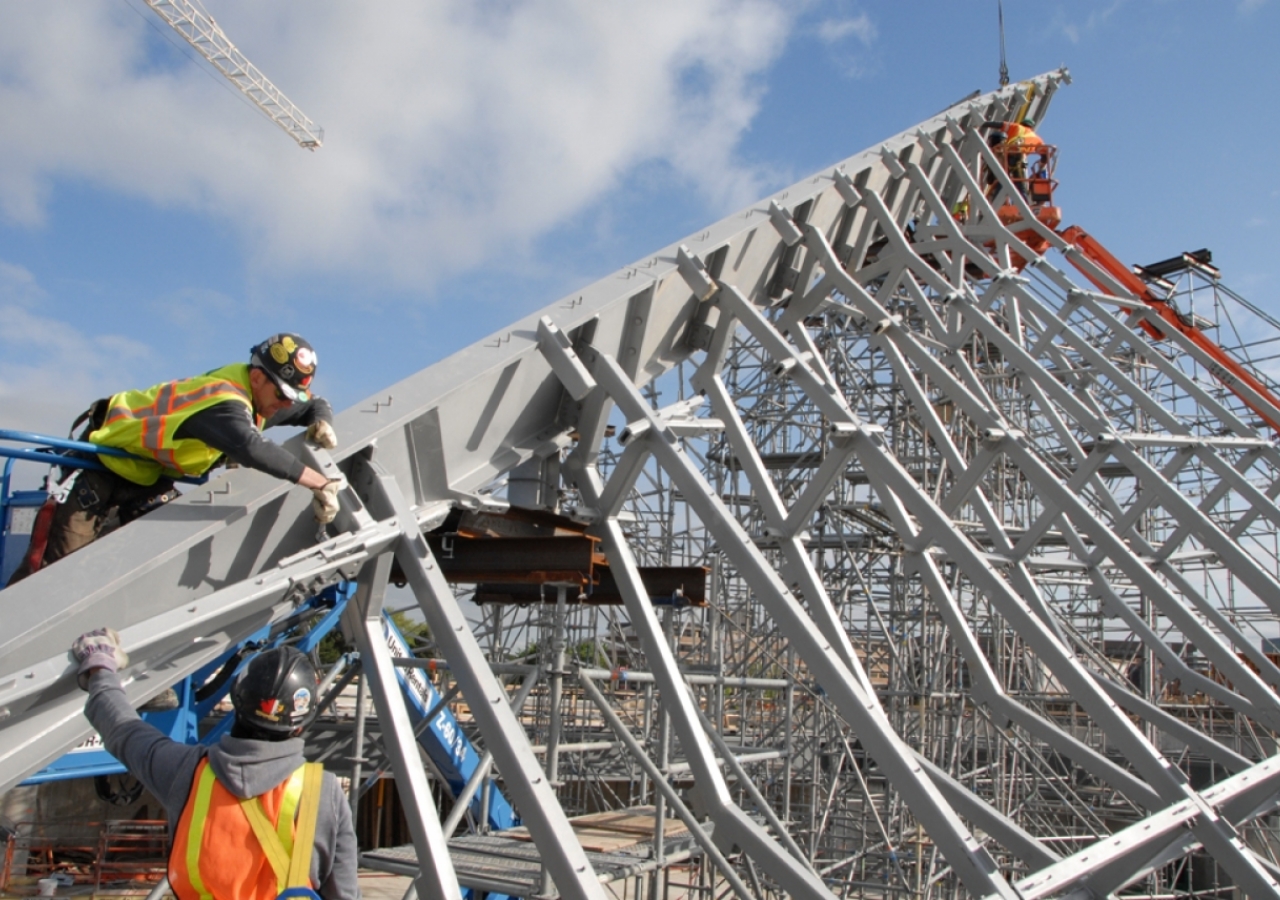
497, 806, 688, 851
564, 826, 643, 853
570, 807, 689, 838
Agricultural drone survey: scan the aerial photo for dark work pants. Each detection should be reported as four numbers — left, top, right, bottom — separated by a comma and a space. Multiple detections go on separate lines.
6, 466, 177, 586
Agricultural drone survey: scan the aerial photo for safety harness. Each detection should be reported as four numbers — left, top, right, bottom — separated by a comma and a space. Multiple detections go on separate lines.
182, 761, 324, 900
18, 401, 104, 574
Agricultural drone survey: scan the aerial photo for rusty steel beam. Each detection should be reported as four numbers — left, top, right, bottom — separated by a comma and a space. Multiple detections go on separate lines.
473, 565, 707, 606
424, 534, 603, 585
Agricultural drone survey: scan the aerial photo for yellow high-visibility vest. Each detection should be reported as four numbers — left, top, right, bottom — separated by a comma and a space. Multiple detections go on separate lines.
89, 363, 261, 485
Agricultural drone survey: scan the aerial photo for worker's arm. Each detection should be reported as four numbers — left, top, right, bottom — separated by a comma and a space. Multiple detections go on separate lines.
273, 398, 338, 456
265, 396, 334, 429
978, 121, 1008, 147
176, 400, 340, 520
83, 669, 204, 820
175, 402, 312, 483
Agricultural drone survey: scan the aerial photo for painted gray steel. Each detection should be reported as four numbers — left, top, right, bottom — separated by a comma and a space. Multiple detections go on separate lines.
6, 66, 1280, 898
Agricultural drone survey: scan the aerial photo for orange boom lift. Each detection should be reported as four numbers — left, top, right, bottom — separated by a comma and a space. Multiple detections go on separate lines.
983, 131, 1280, 434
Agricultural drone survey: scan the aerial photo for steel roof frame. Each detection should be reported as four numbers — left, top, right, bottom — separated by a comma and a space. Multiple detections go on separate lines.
7, 67, 1280, 899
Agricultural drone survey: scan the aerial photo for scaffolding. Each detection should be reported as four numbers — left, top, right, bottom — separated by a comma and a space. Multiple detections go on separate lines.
418, 260, 1280, 898
399, 90, 1280, 897
7, 68, 1280, 899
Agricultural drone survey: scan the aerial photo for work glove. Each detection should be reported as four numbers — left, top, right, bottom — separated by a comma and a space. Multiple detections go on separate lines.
71, 628, 129, 690
312, 477, 345, 524
306, 420, 338, 450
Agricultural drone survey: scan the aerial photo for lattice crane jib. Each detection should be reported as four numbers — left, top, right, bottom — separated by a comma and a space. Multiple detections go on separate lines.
5, 68, 1280, 899
144, 0, 323, 149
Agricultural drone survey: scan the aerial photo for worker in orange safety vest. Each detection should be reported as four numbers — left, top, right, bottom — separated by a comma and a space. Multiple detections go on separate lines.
73, 632, 359, 900
982, 117, 1043, 150
980, 118, 1045, 196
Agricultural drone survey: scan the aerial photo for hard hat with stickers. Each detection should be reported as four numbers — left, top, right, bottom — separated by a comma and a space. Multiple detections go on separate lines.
251, 333, 317, 402
231, 646, 320, 735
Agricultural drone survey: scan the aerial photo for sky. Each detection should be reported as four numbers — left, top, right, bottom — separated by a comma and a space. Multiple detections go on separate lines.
1, 0, 1278, 472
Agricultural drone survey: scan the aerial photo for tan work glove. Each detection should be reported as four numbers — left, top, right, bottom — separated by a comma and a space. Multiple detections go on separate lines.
71, 627, 129, 690
306, 420, 338, 449
312, 477, 344, 524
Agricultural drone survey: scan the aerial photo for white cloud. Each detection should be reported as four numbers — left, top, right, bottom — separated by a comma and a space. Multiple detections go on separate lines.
0, 260, 152, 435
0, 0, 796, 293
0, 261, 40, 304
810, 9, 877, 79
817, 14, 876, 47
1051, 0, 1125, 44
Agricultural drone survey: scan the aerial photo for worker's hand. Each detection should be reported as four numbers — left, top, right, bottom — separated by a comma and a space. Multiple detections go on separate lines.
311, 477, 345, 524
71, 628, 129, 690
306, 420, 338, 450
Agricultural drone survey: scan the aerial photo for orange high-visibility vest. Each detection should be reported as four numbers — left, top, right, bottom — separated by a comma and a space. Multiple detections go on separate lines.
88, 364, 262, 485
169, 759, 323, 900
1002, 122, 1043, 149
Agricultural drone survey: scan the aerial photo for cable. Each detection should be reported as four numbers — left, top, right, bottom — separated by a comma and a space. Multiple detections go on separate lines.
998, 0, 1010, 87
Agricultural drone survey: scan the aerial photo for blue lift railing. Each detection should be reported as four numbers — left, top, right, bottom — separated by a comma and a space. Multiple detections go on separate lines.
0, 428, 141, 469
0, 456, 47, 585
0, 430, 209, 584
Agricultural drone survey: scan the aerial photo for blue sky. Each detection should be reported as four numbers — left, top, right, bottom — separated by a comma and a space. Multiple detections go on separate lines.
1, 0, 1277, 464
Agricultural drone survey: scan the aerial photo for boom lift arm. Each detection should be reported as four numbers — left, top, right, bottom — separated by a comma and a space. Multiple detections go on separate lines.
1058, 224, 1280, 433
971, 120, 1280, 435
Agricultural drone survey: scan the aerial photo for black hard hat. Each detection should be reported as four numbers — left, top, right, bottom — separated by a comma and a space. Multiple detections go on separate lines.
1020, 118, 1036, 128
231, 646, 319, 735
250, 333, 317, 403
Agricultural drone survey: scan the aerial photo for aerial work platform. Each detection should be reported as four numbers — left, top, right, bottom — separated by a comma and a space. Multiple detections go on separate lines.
7, 68, 1280, 900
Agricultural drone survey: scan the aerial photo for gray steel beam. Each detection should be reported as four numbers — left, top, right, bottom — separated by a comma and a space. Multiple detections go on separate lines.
341, 553, 461, 900
349, 453, 609, 900
583, 347, 1023, 899
9, 64, 1280, 900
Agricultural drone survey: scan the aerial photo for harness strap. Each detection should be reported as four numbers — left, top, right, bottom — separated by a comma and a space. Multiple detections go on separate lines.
239, 763, 323, 893
288, 763, 324, 889
186, 765, 218, 900
68, 401, 102, 441
21, 497, 58, 574
277, 765, 305, 855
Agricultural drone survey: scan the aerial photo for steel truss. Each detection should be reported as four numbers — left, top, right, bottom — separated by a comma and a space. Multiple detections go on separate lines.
6, 67, 1280, 899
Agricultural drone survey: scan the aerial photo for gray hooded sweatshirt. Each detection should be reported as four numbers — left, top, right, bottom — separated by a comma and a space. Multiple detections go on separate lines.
85, 669, 360, 900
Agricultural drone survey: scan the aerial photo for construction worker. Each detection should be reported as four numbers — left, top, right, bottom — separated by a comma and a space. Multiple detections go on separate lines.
980, 118, 1044, 194
982, 117, 1043, 151
7, 334, 343, 585
72, 630, 359, 900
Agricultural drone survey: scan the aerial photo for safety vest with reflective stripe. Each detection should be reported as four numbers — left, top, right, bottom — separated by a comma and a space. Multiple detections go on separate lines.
169, 759, 323, 900
1001, 122, 1043, 149
88, 364, 262, 485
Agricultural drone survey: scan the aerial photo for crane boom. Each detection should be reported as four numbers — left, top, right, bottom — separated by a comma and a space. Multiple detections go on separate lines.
143, 0, 323, 149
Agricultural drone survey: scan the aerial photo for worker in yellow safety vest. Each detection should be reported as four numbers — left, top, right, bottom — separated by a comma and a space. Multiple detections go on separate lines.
73, 631, 360, 900
7, 334, 344, 585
